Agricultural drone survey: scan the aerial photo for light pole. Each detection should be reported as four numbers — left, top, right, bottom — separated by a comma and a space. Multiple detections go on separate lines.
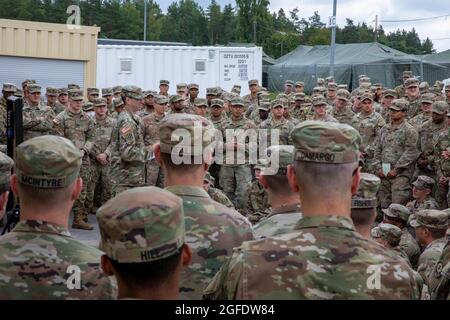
143, 0, 147, 41
329, 0, 337, 77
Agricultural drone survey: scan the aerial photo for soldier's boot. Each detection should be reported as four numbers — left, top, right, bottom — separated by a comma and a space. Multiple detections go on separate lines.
72, 213, 93, 230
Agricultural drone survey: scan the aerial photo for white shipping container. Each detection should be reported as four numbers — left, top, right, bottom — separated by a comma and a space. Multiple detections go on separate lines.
96, 45, 262, 96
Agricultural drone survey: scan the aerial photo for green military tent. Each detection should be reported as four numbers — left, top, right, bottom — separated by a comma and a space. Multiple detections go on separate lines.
268, 42, 448, 92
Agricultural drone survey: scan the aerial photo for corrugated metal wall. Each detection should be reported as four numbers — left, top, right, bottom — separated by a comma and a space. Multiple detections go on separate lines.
97, 45, 263, 96
0, 19, 99, 89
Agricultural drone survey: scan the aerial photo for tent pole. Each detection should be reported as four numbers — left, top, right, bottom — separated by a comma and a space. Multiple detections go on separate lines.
330, 0, 337, 77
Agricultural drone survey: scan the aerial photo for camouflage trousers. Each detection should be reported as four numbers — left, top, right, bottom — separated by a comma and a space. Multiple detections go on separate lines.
110, 161, 145, 196
146, 159, 165, 188
72, 157, 91, 221
219, 165, 252, 211
434, 181, 449, 209
86, 162, 112, 212
378, 173, 411, 209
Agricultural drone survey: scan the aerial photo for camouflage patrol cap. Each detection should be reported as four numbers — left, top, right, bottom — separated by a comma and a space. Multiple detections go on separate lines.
421, 93, 435, 104
210, 99, 223, 108
113, 97, 124, 108
102, 88, 113, 97
294, 93, 305, 101
0, 152, 14, 188
46, 87, 58, 96
419, 81, 429, 90
413, 175, 436, 190
27, 84, 41, 94
14, 88, 23, 98
258, 102, 270, 112
143, 90, 157, 98
316, 78, 325, 85
374, 83, 383, 89
97, 186, 185, 263
194, 98, 208, 107
383, 203, 410, 222
405, 78, 419, 88
2, 83, 16, 92
372, 223, 403, 245
169, 94, 184, 104
290, 120, 361, 164
87, 88, 99, 96
248, 79, 259, 86
206, 87, 217, 96
160, 80, 170, 86
327, 82, 337, 90
336, 89, 350, 101
360, 77, 371, 84
69, 89, 84, 101
176, 83, 187, 91
383, 89, 397, 98
83, 102, 94, 112
361, 92, 374, 102
58, 87, 68, 96
285, 80, 294, 87
410, 209, 448, 230
122, 85, 143, 100
22, 79, 36, 89
358, 74, 368, 79
337, 84, 348, 90
434, 80, 444, 90
390, 99, 408, 112
15, 135, 82, 189
188, 83, 199, 90
271, 99, 285, 109
313, 86, 325, 93
113, 85, 123, 94
312, 95, 327, 107
159, 114, 216, 157
67, 84, 80, 90
203, 172, 215, 185
325, 76, 335, 82
431, 101, 448, 115
260, 145, 294, 176
403, 71, 413, 78
230, 97, 245, 107
295, 81, 305, 87
155, 95, 169, 105
93, 98, 107, 107
351, 173, 380, 209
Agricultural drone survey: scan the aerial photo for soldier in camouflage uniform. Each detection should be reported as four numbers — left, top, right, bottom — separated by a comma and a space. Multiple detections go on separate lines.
0, 83, 16, 147
310, 95, 337, 122
101, 88, 114, 111
373, 99, 418, 208
0, 135, 116, 299
109, 86, 145, 196
415, 101, 448, 179
142, 95, 167, 187
252, 102, 270, 127
445, 83, 450, 104
394, 70, 412, 98
86, 87, 100, 103
98, 187, 191, 300
0, 152, 13, 221
290, 93, 308, 122
382, 204, 421, 268
53, 89, 95, 230
154, 113, 253, 299
434, 111, 450, 208
45, 87, 63, 114
205, 121, 421, 300
187, 83, 199, 112
169, 94, 185, 114
109, 85, 123, 113
56, 87, 70, 113
371, 223, 411, 264
159, 80, 170, 97
176, 83, 188, 99
110, 96, 124, 119
259, 100, 294, 146
409, 93, 434, 131
404, 78, 422, 119
351, 93, 386, 173
294, 81, 305, 94
243, 164, 270, 224
331, 89, 354, 125
219, 97, 256, 210
138, 90, 156, 117
411, 210, 448, 286
203, 172, 235, 209
380, 89, 396, 123
243, 79, 259, 117
253, 145, 302, 238
351, 173, 380, 239
406, 176, 440, 217
284, 80, 294, 97
427, 239, 450, 299
22, 84, 55, 141
85, 98, 116, 213
192, 98, 208, 117
326, 82, 337, 105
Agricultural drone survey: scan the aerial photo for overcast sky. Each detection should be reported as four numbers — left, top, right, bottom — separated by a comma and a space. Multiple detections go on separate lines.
157, 0, 450, 53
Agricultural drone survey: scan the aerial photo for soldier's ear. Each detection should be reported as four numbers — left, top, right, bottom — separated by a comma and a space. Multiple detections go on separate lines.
181, 244, 192, 267
259, 175, 269, 190
10, 174, 18, 197
287, 164, 299, 193
71, 177, 83, 201
351, 166, 361, 195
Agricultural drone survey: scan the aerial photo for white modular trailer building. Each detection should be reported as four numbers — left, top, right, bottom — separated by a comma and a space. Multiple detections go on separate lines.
96, 45, 263, 96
